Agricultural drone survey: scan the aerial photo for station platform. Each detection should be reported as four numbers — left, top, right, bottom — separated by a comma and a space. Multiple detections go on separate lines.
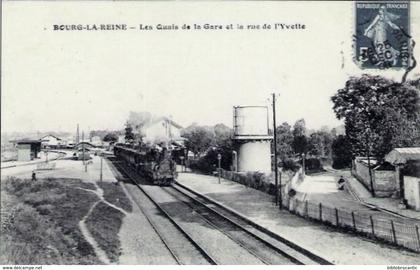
0, 151, 62, 169
177, 172, 420, 265
1, 152, 116, 184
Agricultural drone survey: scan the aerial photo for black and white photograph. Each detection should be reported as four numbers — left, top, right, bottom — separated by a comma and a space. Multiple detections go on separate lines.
1, 1, 420, 268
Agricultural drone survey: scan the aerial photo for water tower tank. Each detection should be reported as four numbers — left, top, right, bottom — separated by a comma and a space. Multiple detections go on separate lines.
233, 106, 269, 137
233, 106, 273, 173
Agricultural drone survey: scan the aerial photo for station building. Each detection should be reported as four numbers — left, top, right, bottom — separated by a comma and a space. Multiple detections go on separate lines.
142, 117, 183, 143
40, 134, 63, 149
385, 147, 420, 211
12, 139, 42, 161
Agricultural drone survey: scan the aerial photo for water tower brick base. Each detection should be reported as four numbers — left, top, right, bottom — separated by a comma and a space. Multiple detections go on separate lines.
238, 140, 271, 173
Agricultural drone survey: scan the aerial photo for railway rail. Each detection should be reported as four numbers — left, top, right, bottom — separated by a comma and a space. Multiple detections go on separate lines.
113, 158, 332, 265
168, 182, 332, 265
113, 160, 217, 265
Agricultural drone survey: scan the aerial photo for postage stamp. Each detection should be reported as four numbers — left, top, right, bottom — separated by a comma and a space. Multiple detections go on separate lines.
355, 1, 411, 69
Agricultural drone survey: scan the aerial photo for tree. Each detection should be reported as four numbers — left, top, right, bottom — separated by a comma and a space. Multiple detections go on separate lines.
182, 123, 234, 172
331, 75, 420, 161
292, 119, 308, 155
181, 124, 215, 155
214, 123, 232, 145
331, 135, 352, 169
308, 131, 334, 158
275, 122, 294, 161
103, 133, 118, 142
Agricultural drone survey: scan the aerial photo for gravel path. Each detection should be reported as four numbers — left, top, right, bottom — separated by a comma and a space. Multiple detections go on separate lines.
79, 201, 111, 264
177, 172, 420, 265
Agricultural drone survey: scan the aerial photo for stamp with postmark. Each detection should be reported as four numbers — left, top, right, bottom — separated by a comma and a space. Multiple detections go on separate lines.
355, 1, 411, 69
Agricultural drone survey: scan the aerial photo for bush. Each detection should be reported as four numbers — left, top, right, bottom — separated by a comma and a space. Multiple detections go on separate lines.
1, 177, 101, 264
189, 147, 233, 174
281, 158, 301, 172
304, 157, 324, 172
1, 203, 75, 264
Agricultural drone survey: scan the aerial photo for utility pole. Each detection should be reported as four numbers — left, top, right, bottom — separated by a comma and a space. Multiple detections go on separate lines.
82, 131, 87, 172
100, 155, 103, 182
272, 93, 281, 208
365, 132, 375, 197
217, 153, 222, 184
302, 153, 306, 177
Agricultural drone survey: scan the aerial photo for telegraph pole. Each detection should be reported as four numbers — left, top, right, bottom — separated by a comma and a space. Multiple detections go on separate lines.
217, 153, 222, 184
82, 131, 87, 172
272, 93, 281, 208
365, 132, 375, 197
100, 155, 103, 182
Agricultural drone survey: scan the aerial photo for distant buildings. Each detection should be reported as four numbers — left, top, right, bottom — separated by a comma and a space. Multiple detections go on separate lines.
40, 135, 63, 149
352, 147, 420, 211
90, 136, 102, 147
141, 117, 183, 144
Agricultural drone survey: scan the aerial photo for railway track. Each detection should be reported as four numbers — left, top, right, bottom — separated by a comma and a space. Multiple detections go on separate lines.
113, 161, 217, 265
113, 159, 332, 265
166, 183, 332, 265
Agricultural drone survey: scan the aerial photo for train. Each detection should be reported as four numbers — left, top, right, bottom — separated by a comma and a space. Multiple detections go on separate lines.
114, 143, 178, 185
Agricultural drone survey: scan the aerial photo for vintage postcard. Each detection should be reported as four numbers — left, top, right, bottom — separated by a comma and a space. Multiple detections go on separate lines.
1, 1, 420, 269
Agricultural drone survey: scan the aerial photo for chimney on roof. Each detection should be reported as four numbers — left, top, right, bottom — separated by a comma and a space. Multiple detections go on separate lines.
76, 124, 80, 144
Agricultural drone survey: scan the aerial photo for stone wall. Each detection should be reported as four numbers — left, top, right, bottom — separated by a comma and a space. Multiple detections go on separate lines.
352, 158, 397, 197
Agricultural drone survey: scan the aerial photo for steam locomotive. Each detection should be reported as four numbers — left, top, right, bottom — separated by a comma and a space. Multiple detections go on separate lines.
114, 144, 177, 185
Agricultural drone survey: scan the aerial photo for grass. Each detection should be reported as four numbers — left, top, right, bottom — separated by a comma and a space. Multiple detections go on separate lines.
98, 182, 132, 213
85, 202, 125, 263
1, 177, 101, 264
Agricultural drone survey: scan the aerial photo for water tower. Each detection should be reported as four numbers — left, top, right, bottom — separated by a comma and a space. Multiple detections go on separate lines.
233, 106, 273, 173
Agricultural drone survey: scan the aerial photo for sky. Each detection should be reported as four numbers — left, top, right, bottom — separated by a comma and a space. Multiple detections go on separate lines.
2, 1, 420, 134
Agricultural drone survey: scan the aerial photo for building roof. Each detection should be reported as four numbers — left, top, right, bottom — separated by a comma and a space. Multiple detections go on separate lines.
74, 142, 96, 149
385, 147, 420, 165
147, 117, 183, 129
10, 139, 42, 145
40, 134, 62, 141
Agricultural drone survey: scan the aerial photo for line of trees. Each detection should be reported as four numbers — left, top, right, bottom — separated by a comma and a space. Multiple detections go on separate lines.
181, 119, 345, 172
181, 123, 233, 172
